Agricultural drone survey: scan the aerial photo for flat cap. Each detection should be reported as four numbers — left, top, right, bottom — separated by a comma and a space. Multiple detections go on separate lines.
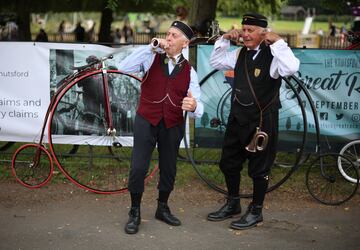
242, 13, 268, 28
170, 20, 194, 40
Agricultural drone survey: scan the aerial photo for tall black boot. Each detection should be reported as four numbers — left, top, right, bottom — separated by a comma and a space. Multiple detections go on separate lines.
124, 207, 141, 234
207, 196, 241, 221
230, 203, 263, 230
155, 201, 181, 226
124, 192, 142, 234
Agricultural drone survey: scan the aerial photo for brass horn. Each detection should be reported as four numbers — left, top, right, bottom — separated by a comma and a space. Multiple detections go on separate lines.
245, 127, 269, 153
151, 38, 160, 49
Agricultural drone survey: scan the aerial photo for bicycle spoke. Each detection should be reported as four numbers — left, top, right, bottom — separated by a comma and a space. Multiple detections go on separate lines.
12, 144, 53, 188
48, 71, 157, 194
306, 153, 359, 205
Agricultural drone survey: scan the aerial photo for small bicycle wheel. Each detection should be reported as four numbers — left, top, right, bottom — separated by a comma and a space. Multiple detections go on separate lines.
188, 70, 307, 197
338, 139, 360, 183
306, 153, 359, 205
48, 70, 158, 194
11, 144, 53, 188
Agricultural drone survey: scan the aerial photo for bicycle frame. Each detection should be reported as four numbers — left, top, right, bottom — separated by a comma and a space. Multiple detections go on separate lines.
11, 54, 159, 194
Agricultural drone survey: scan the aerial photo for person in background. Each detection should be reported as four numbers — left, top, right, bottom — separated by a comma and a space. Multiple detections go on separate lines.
58, 20, 65, 41
74, 21, 85, 42
122, 21, 134, 43
207, 12, 299, 230
86, 21, 96, 42
35, 28, 48, 42
113, 28, 122, 44
116, 20, 203, 235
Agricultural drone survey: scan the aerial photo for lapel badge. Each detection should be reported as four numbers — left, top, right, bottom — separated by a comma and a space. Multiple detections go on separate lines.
164, 58, 169, 64
254, 68, 261, 77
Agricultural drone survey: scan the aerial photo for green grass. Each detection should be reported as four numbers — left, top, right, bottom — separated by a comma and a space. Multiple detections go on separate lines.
216, 17, 349, 34
30, 12, 351, 36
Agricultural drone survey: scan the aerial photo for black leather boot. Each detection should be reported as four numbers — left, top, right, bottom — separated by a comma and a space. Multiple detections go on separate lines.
124, 207, 141, 234
230, 203, 263, 230
207, 196, 241, 221
155, 201, 181, 226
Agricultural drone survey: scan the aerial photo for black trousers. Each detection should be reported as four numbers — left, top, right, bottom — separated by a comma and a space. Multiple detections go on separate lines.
127, 114, 184, 193
219, 110, 279, 196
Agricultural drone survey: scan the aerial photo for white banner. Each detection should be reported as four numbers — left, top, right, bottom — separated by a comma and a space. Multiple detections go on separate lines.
0, 42, 189, 146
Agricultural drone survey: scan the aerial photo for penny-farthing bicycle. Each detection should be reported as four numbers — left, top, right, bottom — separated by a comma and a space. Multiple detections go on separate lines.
11, 55, 158, 194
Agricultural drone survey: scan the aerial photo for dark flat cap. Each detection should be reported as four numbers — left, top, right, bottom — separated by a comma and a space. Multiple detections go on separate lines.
242, 13, 268, 28
170, 21, 194, 40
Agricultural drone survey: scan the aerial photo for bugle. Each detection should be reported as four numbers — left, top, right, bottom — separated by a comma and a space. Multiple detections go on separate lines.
245, 127, 268, 153
151, 38, 160, 49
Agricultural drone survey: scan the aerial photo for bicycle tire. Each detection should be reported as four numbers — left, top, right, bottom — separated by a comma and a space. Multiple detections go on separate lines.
48, 70, 158, 194
11, 143, 53, 188
305, 153, 359, 205
187, 70, 307, 197
338, 139, 360, 183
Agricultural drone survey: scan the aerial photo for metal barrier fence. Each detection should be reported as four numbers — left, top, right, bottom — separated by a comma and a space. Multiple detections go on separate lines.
31, 32, 167, 44
31, 32, 351, 49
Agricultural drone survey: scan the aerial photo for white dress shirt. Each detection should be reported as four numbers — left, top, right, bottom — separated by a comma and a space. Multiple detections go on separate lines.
210, 36, 300, 79
116, 45, 204, 118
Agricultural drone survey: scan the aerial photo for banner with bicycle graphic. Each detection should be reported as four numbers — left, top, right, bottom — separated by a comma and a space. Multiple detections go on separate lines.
196, 45, 359, 152
0, 42, 190, 146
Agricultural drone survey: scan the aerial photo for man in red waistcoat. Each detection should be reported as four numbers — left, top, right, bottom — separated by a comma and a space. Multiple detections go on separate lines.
117, 21, 203, 234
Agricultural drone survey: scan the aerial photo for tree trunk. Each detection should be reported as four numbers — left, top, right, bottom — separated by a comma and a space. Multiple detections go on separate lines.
188, 0, 217, 36
98, 7, 113, 43
16, 0, 31, 41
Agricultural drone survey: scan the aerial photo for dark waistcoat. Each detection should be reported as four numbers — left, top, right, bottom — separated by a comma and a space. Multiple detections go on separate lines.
137, 53, 191, 128
231, 43, 282, 125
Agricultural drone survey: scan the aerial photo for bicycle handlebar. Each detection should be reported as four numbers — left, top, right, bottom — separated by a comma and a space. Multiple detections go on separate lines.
70, 54, 114, 72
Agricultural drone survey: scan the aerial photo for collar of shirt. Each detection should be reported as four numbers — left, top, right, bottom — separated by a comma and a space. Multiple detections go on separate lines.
166, 53, 182, 73
167, 53, 182, 62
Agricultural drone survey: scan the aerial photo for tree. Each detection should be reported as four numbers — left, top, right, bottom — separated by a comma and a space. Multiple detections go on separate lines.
187, 0, 282, 36
286, 117, 291, 130
217, 0, 283, 17
287, 0, 355, 15
0, 0, 182, 41
98, 6, 113, 43
188, 0, 218, 36
201, 112, 210, 128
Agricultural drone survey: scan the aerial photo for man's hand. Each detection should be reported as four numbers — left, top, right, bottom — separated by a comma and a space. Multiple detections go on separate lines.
261, 29, 281, 45
182, 91, 197, 112
223, 29, 242, 42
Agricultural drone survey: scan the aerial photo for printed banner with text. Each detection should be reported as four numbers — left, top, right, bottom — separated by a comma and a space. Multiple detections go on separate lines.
0, 42, 189, 146
196, 45, 359, 152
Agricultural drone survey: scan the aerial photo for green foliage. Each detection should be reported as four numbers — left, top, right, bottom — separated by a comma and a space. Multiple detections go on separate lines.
217, 0, 285, 17
217, 17, 350, 34
106, 0, 118, 11
286, 0, 354, 15
315, 15, 353, 23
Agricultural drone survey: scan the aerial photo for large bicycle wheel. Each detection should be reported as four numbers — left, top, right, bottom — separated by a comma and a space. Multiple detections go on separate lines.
12, 144, 53, 188
306, 153, 359, 205
338, 139, 360, 183
187, 70, 307, 197
48, 70, 158, 194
